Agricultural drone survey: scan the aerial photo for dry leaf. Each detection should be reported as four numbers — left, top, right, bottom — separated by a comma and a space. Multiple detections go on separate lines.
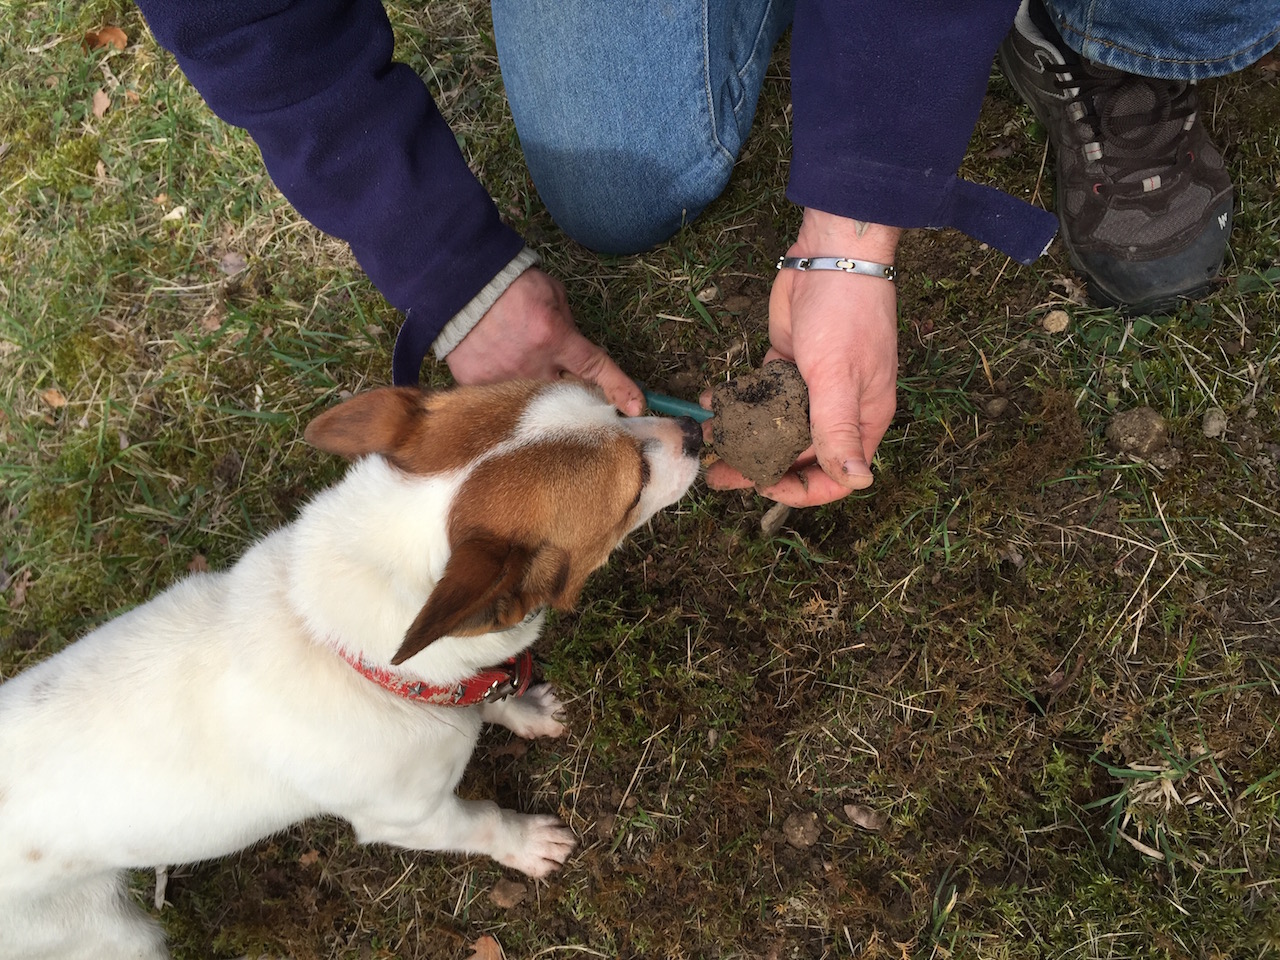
39, 388, 68, 408
200, 305, 226, 334
1041, 309, 1070, 334
298, 849, 320, 866
844, 803, 889, 833
1118, 829, 1165, 860
188, 554, 209, 573
95, 159, 106, 179
153, 192, 169, 206
91, 88, 110, 118
1052, 275, 1087, 304
466, 935, 505, 960
84, 26, 128, 52
10, 569, 33, 608
489, 878, 528, 909
217, 250, 247, 275
695, 283, 719, 303
125, 88, 140, 104
161, 205, 187, 222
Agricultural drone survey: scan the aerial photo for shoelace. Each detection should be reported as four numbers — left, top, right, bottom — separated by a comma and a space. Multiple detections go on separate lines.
1048, 62, 1197, 197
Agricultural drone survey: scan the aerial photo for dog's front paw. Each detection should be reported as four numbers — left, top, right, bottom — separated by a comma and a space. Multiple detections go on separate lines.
483, 683, 568, 739
497, 813, 576, 878
520, 683, 568, 738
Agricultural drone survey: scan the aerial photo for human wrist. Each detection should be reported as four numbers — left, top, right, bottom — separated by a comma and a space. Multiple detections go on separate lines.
431, 246, 541, 360
792, 208, 902, 264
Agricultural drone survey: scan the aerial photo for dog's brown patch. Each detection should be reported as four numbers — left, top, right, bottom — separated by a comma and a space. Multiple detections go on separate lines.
305, 382, 541, 475
390, 433, 647, 662
392, 536, 571, 663
303, 387, 425, 460
390, 383, 539, 476
451, 436, 646, 601
24, 848, 42, 861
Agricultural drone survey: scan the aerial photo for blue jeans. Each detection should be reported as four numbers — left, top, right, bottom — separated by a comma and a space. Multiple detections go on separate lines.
490, 0, 793, 255
490, 1, 1277, 254
1046, 0, 1280, 79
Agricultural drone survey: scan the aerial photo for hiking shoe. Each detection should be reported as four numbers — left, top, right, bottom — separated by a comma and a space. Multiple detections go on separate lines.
997, 0, 1233, 313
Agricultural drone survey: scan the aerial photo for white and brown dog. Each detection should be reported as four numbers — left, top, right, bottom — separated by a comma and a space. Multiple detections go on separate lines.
0, 380, 702, 960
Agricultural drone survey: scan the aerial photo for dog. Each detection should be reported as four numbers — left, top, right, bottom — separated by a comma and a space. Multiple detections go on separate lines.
0, 379, 702, 960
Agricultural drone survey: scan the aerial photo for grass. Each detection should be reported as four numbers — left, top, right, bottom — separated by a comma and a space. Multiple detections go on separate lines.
2, 1, 1279, 958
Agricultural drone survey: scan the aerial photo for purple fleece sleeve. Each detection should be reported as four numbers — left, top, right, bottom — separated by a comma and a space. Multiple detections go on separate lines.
135, 0, 526, 384
788, 0, 1059, 264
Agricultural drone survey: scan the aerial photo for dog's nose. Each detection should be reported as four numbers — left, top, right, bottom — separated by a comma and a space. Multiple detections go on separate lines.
676, 416, 705, 457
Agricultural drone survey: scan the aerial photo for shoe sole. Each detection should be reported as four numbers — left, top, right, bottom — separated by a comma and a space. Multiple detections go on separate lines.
1059, 199, 1231, 316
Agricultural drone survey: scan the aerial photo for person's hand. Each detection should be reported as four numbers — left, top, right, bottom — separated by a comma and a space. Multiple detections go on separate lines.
445, 267, 645, 416
706, 209, 901, 508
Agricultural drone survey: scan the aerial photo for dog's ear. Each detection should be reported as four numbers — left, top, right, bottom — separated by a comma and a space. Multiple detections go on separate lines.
391, 535, 572, 665
304, 388, 425, 460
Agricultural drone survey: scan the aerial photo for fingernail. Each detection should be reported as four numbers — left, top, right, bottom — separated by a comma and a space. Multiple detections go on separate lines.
842, 459, 872, 480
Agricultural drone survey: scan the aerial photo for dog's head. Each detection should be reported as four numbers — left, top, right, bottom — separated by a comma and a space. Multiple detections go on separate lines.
305, 381, 702, 664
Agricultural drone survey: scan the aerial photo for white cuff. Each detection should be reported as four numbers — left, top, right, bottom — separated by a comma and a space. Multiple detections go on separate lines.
431, 246, 541, 360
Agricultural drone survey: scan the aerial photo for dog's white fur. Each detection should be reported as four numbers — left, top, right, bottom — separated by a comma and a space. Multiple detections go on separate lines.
0, 381, 700, 960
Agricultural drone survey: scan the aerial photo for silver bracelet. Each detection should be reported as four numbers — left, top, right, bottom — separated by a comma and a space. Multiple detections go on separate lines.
776, 256, 897, 282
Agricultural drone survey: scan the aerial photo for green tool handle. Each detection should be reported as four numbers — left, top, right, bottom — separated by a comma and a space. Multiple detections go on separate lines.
640, 387, 713, 423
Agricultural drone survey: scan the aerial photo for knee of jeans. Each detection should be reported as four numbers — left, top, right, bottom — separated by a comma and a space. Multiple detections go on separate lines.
526, 146, 735, 256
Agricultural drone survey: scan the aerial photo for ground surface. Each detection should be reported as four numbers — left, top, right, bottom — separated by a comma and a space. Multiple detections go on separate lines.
2, 2, 1279, 958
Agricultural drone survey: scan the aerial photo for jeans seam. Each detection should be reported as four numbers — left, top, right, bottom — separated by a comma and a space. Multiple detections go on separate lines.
1060, 14, 1280, 67
702, 0, 736, 165
733, 0, 777, 111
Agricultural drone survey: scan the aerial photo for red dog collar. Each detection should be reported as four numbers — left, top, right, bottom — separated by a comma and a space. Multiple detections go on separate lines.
337, 648, 534, 706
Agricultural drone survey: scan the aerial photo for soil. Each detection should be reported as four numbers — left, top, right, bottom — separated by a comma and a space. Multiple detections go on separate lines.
1105, 405, 1180, 469
709, 361, 811, 486
1105, 406, 1168, 457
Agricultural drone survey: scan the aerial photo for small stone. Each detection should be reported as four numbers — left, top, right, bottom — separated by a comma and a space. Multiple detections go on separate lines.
695, 284, 719, 304
760, 502, 792, 537
1201, 406, 1228, 438
489, 878, 528, 909
1041, 309, 1070, 334
986, 397, 1009, 417
782, 811, 821, 849
1105, 406, 1169, 459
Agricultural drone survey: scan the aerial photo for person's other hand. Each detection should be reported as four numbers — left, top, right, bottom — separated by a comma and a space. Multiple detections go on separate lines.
706, 209, 900, 507
446, 267, 644, 416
